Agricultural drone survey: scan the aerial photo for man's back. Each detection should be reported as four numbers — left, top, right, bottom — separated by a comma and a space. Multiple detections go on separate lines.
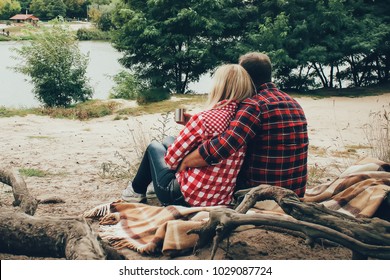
199, 82, 308, 197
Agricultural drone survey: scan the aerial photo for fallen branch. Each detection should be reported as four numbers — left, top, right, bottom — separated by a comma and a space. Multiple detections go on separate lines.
0, 210, 106, 259
189, 185, 390, 259
0, 168, 114, 260
0, 169, 38, 215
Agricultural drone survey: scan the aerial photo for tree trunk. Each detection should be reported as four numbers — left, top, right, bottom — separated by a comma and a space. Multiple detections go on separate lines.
0, 210, 106, 259
0, 168, 122, 260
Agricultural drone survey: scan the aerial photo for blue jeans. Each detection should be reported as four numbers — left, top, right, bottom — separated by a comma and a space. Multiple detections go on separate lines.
132, 136, 187, 206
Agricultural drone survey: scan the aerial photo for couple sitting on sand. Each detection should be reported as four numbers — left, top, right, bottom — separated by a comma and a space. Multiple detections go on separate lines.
121, 52, 309, 207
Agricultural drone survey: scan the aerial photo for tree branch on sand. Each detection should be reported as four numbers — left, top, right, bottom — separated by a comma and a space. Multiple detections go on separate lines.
0, 168, 124, 260
189, 185, 390, 260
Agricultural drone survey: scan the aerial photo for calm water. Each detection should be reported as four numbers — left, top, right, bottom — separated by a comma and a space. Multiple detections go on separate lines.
0, 41, 211, 107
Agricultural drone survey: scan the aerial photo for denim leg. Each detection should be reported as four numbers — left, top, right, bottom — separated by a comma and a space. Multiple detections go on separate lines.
162, 136, 175, 149
132, 144, 154, 194
132, 141, 185, 205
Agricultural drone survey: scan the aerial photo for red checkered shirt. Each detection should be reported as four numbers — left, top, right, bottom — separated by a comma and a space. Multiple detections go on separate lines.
198, 83, 308, 197
165, 101, 246, 206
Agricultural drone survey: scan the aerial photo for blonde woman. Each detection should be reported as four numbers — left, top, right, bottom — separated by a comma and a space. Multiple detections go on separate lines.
122, 64, 254, 206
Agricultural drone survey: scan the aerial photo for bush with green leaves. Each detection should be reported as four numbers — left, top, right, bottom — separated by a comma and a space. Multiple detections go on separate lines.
76, 27, 111, 41
109, 70, 140, 100
13, 22, 93, 107
137, 88, 170, 105
0, 0, 21, 20
109, 70, 170, 104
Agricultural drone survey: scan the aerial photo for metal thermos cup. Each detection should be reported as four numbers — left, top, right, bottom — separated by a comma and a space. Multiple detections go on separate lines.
175, 108, 185, 122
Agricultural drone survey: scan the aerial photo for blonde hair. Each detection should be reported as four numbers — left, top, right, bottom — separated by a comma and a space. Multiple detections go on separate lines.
206, 64, 255, 108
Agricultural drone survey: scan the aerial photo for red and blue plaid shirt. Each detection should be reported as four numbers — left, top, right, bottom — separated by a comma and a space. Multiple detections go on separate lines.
165, 101, 246, 206
198, 83, 308, 197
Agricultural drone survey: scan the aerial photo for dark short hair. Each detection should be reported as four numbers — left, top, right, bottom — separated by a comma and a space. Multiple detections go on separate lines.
238, 52, 272, 87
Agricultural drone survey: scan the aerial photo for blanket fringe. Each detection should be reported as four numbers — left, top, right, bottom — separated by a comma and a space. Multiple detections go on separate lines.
83, 203, 111, 218
99, 213, 121, 225
137, 243, 158, 255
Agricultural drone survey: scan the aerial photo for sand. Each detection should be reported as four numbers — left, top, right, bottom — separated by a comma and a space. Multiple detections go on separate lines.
1, 93, 390, 260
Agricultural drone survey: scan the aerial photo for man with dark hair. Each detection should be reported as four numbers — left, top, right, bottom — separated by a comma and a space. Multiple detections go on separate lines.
179, 52, 308, 197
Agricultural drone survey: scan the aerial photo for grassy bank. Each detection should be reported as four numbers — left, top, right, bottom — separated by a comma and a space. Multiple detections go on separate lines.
1, 84, 389, 121
290, 82, 390, 98
0, 94, 206, 120
0, 21, 111, 41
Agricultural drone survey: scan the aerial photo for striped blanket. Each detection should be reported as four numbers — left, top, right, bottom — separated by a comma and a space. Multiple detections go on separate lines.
84, 157, 390, 257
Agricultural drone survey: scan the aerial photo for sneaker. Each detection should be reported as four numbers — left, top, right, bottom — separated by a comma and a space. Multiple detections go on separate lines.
121, 182, 146, 203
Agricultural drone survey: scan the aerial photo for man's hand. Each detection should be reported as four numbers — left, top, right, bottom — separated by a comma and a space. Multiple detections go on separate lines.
178, 148, 208, 172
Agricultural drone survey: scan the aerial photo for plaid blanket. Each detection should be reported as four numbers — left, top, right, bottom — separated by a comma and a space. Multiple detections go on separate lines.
84, 202, 220, 256
303, 157, 390, 217
84, 157, 390, 257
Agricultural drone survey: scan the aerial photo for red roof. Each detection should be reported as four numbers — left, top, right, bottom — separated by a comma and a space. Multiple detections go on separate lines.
10, 14, 39, 21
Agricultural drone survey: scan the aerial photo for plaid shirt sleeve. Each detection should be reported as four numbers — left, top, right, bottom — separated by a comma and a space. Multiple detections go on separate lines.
199, 101, 259, 165
165, 113, 204, 170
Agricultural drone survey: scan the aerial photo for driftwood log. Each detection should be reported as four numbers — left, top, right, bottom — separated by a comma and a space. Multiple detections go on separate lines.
0, 168, 123, 260
189, 185, 390, 259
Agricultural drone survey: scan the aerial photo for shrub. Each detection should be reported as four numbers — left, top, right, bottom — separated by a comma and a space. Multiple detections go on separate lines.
109, 71, 140, 100
137, 88, 170, 105
76, 28, 111, 41
12, 22, 93, 107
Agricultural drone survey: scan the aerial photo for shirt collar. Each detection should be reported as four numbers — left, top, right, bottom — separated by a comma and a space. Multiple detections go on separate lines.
213, 100, 238, 110
257, 82, 277, 92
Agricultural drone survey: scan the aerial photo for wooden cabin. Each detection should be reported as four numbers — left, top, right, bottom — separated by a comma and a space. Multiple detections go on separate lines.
9, 14, 39, 24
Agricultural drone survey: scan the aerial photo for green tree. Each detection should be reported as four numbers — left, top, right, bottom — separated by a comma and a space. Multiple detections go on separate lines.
30, 0, 66, 19
18, 0, 31, 13
0, 0, 21, 20
13, 22, 93, 107
244, 0, 389, 89
88, 1, 116, 31
63, 0, 88, 19
111, 0, 254, 94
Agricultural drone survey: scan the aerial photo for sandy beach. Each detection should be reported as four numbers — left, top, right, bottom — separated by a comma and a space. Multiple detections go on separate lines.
1, 93, 389, 260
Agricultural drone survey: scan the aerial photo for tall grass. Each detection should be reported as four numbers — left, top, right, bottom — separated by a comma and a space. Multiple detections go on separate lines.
99, 113, 177, 179
363, 107, 390, 162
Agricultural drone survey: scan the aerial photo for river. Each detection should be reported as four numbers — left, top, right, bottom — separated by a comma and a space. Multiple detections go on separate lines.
0, 41, 211, 108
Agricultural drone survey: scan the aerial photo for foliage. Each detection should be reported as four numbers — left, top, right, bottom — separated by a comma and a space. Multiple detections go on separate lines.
109, 70, 141, 100
63, 0, 88, 19
18, 0, 31, 13
76, 27, 111, 40
12, 21, 93, 107
3, 0, 389, 94
111, 0, 255, 94
29, 0, 67, 19
0, 0, 21, 20
36, 100, 117, 119
243, 0, 390, 90
88, 1, 116, 31
137, 87, 170, 105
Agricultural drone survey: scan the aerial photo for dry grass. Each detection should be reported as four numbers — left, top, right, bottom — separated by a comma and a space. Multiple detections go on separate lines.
98, 113, 177, 180
309, 145, 328, 157
363, 107, 390, 162
116, 94, 206, 116
0, 94, 206, 120
307, 163, 330, 187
